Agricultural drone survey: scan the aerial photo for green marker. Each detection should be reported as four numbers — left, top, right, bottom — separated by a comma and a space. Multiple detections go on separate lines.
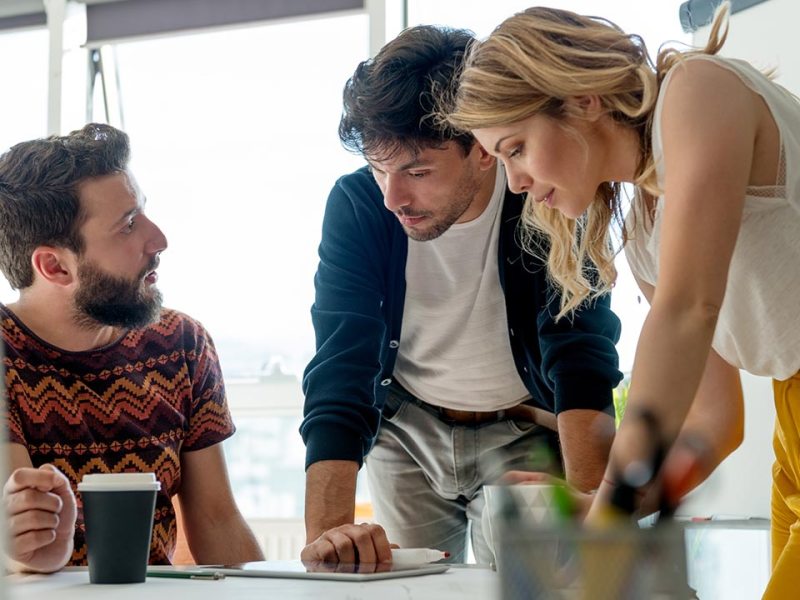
551, 482, 575, 523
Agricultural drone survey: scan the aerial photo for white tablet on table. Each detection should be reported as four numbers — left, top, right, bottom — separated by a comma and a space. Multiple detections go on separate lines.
149, 560, 450, 582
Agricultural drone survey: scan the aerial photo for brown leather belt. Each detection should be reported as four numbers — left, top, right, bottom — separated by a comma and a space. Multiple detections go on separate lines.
432, 404, 558, 431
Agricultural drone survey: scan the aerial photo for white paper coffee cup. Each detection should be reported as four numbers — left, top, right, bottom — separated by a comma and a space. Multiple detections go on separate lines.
79, 472, 161, 584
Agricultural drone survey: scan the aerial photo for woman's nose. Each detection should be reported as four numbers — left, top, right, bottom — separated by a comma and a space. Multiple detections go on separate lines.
506, 167, 532, 195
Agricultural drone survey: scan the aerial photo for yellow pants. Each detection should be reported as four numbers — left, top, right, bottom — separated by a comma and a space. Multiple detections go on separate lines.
764, 372, 800, 599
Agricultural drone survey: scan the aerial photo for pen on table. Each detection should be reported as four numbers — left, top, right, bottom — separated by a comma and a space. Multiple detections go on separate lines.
391, 548, 449, 566
147, 570, 226, 580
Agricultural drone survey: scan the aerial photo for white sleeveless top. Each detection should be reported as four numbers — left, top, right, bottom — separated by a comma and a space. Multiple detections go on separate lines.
625, 55, 800, 380
394, 166, 531, 410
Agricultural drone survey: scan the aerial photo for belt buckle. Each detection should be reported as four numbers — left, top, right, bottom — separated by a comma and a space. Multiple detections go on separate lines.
439, 407, 467, 425
448, 408, 501, 426
439, 407, 461, 425
476, 410, 495, 425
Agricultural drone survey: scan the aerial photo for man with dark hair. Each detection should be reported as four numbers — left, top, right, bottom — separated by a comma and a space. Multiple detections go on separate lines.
0, 124, 263, 573
301, 26, 623, 565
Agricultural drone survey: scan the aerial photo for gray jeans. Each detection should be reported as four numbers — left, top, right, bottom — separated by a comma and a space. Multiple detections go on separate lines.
365, 385, 560, 565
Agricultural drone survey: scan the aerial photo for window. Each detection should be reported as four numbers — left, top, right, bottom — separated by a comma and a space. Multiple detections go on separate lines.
0, 27, 48, 151
0, 25, 48, 304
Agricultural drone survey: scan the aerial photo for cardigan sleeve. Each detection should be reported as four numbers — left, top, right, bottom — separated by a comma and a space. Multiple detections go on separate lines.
536, 290, 623, 415
300, 169, 391, 469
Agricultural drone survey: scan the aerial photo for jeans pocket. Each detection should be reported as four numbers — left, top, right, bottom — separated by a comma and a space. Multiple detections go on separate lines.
506, 418, 539, 435
381, 393, 408, 423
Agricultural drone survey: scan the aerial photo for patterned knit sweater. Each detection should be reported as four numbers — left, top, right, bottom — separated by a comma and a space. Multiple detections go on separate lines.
2, 305, 235, 565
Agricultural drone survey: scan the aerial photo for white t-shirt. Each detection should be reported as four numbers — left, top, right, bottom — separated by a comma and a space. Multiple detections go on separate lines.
393, 166, 531, 410
625, 55, 800, 380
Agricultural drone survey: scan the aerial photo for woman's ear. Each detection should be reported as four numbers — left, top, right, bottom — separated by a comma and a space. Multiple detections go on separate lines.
568, 95, 604, 121
30, 247, 75, 287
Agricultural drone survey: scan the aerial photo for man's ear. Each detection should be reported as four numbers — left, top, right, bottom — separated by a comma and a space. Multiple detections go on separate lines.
474, 142, 497, 171
30, 247, 75, 287
567, 95, 604, 121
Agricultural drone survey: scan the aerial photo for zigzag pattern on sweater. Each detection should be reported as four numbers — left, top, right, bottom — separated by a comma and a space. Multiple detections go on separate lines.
2, 306, 234, 565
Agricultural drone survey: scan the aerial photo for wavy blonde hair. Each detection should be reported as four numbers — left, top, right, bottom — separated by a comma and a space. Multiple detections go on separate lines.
444, 4, 730, 319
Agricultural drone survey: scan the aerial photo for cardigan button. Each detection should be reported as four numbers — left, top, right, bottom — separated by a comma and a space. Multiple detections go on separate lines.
380, 378, 392, 386
389, 340, 399, 348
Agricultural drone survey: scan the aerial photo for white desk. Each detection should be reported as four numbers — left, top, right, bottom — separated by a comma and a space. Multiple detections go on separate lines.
8, 565, 499, 600
7, 521, 770, 600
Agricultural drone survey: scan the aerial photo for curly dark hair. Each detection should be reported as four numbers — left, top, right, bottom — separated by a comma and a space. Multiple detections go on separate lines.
339, 25, 476, 160
0, 123, 130, 289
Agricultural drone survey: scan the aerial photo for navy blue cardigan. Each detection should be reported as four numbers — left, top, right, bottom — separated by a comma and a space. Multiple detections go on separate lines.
301, 167, 622, 469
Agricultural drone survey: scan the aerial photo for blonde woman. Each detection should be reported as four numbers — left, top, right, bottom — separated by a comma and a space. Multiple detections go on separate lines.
445, 4, 800, 596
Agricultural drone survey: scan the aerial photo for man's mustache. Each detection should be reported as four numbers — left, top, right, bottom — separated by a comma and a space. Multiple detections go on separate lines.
138, 257, 159, 279
396, 209, 430, 218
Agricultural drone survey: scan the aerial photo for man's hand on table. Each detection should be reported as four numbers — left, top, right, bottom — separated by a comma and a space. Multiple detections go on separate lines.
301, 522, 396, 564
4, 465, 77, 573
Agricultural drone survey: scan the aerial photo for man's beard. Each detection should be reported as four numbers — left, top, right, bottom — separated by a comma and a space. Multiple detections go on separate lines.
73, 259, 163, 329
402, 167, 485, 242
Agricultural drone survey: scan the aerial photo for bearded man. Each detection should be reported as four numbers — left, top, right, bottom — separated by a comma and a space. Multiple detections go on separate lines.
0, 123, 263, 573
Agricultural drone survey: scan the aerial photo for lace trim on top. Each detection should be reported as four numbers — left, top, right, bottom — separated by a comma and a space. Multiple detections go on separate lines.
746, 143, 786, 198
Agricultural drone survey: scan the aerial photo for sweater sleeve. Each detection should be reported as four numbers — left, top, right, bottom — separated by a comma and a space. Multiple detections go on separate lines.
300, 170, 390, 470
181, 314, 235, 451
537, 290, 623, 415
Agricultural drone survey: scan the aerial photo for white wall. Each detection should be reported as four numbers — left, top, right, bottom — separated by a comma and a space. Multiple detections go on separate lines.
678, 0, 797, 519
707, 0, 800, 92
679, 373, 774, 518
